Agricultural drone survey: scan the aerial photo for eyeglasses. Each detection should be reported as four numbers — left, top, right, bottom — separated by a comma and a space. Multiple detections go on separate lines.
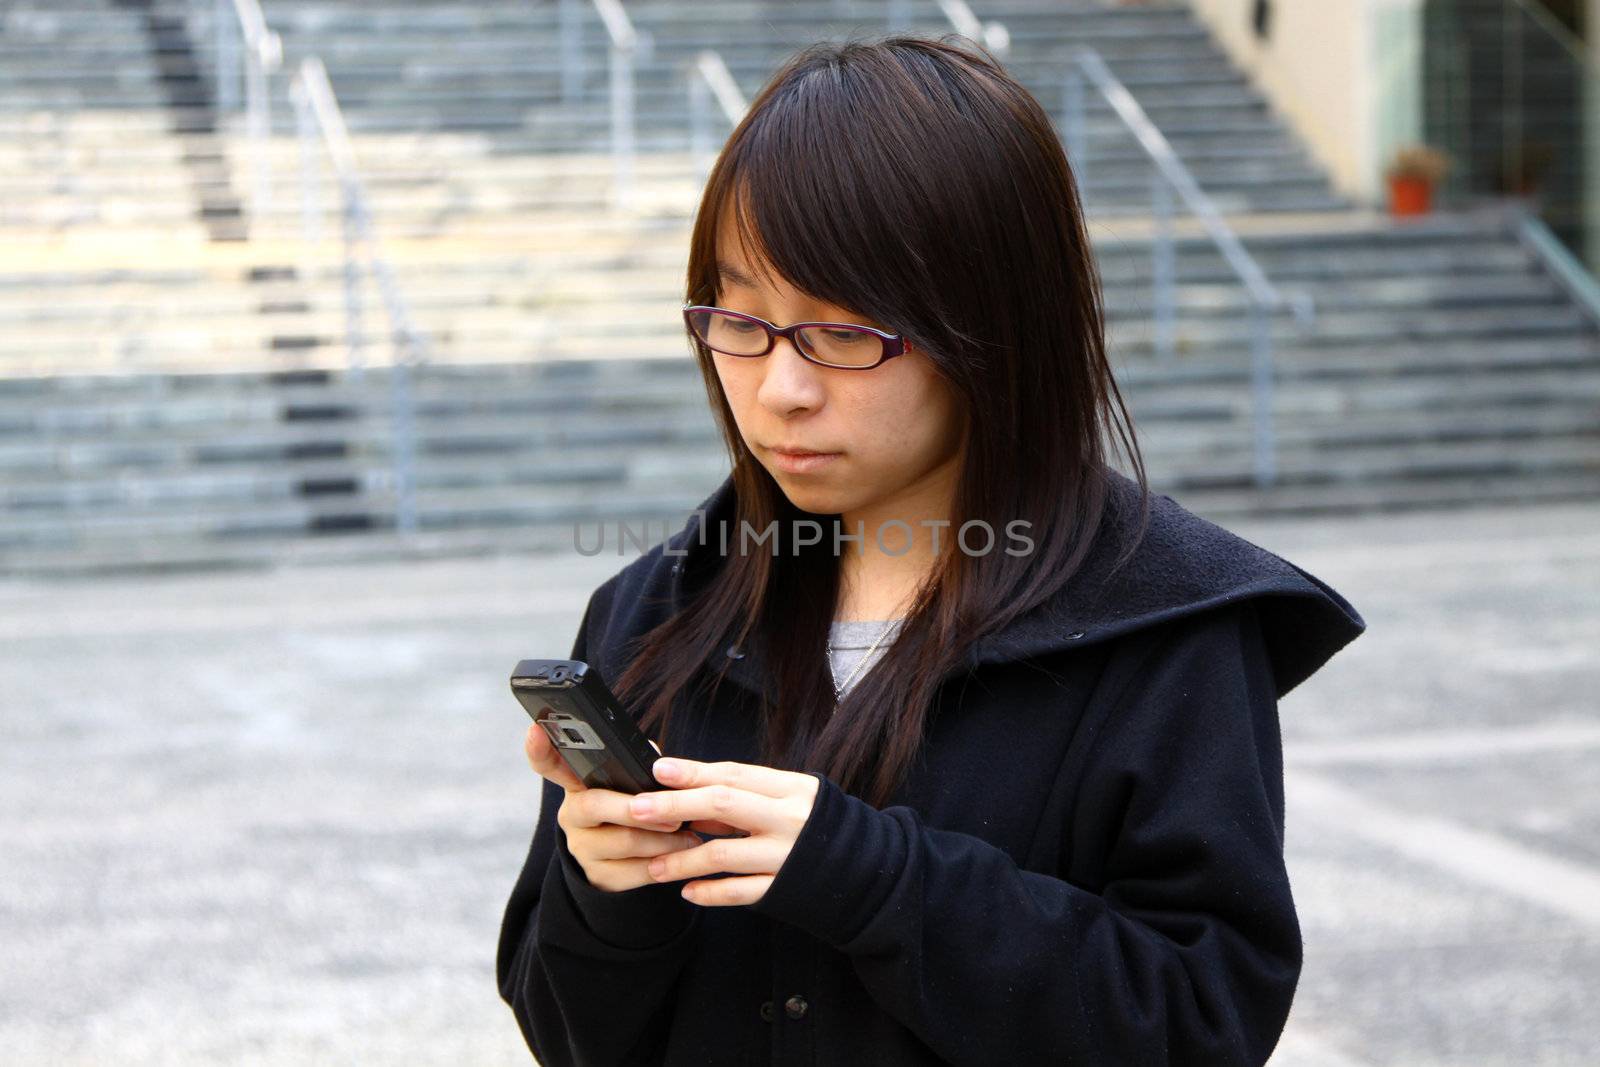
682, 304, 909, 370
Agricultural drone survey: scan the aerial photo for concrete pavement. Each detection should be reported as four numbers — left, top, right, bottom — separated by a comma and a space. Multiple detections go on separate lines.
1, 497, 1596, 1065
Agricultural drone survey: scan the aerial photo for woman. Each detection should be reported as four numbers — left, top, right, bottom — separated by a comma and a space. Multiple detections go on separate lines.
498, 35, 1365, 1067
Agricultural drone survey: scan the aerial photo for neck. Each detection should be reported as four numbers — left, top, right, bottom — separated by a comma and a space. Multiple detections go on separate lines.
834, 478, 954, 622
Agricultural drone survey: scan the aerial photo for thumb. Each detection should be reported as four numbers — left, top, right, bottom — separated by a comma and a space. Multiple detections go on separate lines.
524, 721, 586, 793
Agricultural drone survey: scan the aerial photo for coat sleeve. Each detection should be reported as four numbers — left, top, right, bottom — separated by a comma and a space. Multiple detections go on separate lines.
745, 600, 1302, 1067
496, 579, 702, 1066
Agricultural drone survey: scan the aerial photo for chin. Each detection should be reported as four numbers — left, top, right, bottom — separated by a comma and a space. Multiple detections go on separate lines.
768, 475, 846, 515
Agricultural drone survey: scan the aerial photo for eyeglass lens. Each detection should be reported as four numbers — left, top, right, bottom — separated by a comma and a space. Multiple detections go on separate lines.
687, 309, 884, 368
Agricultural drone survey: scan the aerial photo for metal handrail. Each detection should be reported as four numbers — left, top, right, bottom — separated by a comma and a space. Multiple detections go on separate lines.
934, 0, 1010, 56
1511, 201, 1600, 334
688, 51, 748, 188
210, 0, 282, 222
1063, 46, 1315, 489
594, 0, 647, 212
555, 0, 649, 210
1504, 0, 1596, 76
590, 0, 637, 48
289, 56, 426, 536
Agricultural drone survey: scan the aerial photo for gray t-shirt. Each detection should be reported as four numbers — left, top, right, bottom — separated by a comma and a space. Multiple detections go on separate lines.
826, 617, 905, 699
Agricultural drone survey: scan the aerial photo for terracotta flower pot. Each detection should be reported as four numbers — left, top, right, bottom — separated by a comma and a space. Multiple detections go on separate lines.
1388, 175, 1433, 216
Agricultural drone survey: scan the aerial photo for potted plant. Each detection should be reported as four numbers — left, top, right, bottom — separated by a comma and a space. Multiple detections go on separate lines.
1385, 144, 1452, 216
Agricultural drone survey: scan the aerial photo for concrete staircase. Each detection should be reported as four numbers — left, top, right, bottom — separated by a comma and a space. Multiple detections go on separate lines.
0, 0, 250, 242
2, 0, 1597, 576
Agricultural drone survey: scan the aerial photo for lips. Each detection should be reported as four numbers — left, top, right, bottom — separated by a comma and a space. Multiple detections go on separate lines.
765, 445, 842, 474
769, 446, 840, 457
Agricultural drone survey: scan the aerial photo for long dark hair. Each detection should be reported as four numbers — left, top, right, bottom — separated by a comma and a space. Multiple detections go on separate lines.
611, 34, 1150, 808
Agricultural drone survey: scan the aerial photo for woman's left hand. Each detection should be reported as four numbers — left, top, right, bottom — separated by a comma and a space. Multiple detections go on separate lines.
629, 757, 820, 906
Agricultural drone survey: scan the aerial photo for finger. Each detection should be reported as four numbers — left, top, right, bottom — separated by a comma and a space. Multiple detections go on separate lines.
525, 722, 585, 793
652, 757, 810, 800
647, 836, 787, 885
628, 784, 789, 835
576, 839, 702, 893
571, 787, 700, 833
681, 874, 776, 907
587, 825, 703, 862
687, 818, 748, 837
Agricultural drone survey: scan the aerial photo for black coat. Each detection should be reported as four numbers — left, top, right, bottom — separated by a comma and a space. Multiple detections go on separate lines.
497, 467, 1367, 1066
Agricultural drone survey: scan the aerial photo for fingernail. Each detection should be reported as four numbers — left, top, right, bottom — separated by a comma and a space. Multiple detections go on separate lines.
654, 758, 680, 778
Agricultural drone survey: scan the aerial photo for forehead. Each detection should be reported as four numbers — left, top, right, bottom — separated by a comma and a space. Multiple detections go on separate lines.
714, 248, 818, 305
715, 259, 764, 291
713, 239, 843, 313
712, 196, 787, 290
712, 225, 781, 293
710, 197, 863, 317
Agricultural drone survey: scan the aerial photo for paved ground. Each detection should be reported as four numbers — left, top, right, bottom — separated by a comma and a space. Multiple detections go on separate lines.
1, 496, 1595, 1065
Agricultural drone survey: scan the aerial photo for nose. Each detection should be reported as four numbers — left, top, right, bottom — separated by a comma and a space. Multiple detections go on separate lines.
755, 334, 827, 413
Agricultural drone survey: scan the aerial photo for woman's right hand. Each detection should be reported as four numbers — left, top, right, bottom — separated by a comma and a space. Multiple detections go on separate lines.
524, 723, 703, 894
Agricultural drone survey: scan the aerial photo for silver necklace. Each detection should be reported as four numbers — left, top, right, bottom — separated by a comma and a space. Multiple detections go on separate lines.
826, 619, 899, 705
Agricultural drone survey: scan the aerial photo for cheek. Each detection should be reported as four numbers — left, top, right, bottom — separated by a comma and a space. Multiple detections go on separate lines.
713, 358, 760, 429
850, 374, 950, 450
712, 356, 749, 402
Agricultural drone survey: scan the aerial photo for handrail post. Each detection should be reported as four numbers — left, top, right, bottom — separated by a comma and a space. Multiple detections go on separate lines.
389, 349, 419, 535
1248, 302, 1277, 489
212, 0, 281, 228
215, 0, 239, 112
246, 30, 274, 222
1068, 46, 1310, 491
687, 52, 749, 192
1062, 69, 1088, 193
591, 0, 639, 213
559, 0, 585, 105
1151, 167, 1176, 362
357, 194, 422, 536
291, 80, 321, 293
689, 75, 710, 189
340, 185, 364, 382
610, 37, 635, 211
294, 56, 429, 536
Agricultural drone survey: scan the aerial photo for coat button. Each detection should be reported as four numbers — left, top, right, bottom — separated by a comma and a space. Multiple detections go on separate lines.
725, 644, 746, 660
784, 995, 808, 1020
759, 1000, 775, 1022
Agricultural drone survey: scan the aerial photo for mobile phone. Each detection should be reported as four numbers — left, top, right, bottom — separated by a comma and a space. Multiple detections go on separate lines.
510, 658, 664, 795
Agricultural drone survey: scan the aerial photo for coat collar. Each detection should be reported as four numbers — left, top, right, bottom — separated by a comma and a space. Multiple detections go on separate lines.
659, 467, 1366, 702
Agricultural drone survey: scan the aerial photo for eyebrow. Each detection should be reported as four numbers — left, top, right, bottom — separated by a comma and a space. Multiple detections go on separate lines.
716, 262, 760, 290
713, 262, 874, 325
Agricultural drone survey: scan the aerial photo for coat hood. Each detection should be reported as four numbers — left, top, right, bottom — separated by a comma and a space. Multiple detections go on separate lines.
656, 466, 1366, 701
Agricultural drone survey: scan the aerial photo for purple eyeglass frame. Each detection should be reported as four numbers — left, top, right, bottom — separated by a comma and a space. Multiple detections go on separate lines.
681, 303, 909, 369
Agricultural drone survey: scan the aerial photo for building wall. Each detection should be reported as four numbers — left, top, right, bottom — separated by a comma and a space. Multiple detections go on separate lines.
1589, 0, 1600, 260
1186, 0, 1424, 207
